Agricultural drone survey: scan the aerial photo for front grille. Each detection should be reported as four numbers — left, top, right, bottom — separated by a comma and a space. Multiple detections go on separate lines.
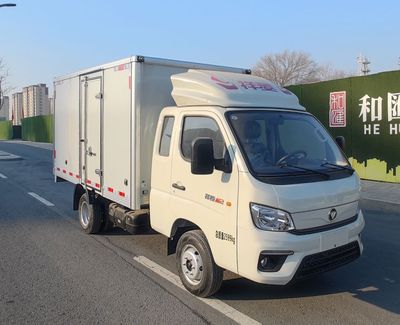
289, 214, 358, 235
294, 241, 360, 280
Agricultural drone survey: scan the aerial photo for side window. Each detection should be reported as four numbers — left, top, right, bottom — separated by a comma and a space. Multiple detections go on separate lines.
159, 116, 174, 157
181, 116, 226, 160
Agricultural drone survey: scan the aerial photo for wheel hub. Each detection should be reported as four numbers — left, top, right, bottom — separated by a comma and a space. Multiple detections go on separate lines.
80, 200, 89, 228
181, 244, 203, 285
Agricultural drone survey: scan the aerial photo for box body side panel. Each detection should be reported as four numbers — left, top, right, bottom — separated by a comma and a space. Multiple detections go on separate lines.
102, 64, 132, 207
134, 63, 191, 208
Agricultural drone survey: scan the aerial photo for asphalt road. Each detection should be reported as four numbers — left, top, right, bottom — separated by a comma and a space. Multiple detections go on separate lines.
0, 141, 399, 324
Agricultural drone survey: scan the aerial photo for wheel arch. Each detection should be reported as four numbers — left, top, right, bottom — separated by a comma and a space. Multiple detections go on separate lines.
167, 218, 200, 255
73, 184, 85, 210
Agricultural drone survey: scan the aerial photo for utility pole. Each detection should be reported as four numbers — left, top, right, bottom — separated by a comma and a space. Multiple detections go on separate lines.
357, 54, 371, 76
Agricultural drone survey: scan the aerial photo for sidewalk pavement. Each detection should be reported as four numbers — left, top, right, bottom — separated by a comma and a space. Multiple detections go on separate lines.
361, 180, 400, 205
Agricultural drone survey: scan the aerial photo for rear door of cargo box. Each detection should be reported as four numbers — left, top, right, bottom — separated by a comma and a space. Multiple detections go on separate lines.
80, 71, 103, 191
54, 76, 80, 183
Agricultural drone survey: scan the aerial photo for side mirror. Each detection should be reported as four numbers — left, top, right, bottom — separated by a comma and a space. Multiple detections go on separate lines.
215, 152, 232, 174
191, 138, 214, 175
335, 136, 345, 151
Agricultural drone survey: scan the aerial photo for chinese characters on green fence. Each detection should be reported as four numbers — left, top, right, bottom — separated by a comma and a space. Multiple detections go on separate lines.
329, 91, 400, 135
359, 93, 400, 135
329, 91, 347, 128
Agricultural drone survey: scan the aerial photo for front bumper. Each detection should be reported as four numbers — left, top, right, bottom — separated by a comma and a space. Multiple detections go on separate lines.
237, 210, 365, 285
291, 240, 360, 281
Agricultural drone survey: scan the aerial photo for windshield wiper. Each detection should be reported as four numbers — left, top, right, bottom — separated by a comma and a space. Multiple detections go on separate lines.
278, 163, 330, 179
321, 162, 354, 172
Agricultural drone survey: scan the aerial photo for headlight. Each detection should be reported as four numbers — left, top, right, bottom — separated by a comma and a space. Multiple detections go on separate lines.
250, 203, 295, 231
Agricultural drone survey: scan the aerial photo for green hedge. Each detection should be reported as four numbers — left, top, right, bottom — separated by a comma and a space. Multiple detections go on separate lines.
0, 120, 12, 140
21, 115, 53, 143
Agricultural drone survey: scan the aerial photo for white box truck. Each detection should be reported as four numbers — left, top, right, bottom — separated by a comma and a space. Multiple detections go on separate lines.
54, 56, 364, 297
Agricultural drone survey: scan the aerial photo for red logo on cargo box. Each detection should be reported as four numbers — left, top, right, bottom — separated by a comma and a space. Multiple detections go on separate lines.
329, 91, 346, 127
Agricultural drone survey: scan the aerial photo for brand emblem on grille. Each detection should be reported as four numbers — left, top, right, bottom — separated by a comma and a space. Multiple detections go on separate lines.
329, 209, 337, 221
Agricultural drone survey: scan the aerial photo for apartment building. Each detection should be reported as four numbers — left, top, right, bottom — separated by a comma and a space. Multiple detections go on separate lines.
22, 83, 50, 118
48, 97, 54, 114
12, 92, 23, 125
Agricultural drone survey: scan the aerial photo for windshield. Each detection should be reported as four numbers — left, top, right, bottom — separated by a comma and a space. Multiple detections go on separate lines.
227, 110, 350, 178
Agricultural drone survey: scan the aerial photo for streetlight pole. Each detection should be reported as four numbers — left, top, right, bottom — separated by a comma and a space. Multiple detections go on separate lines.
0, 3, 15, 117
0, 3, 16, 7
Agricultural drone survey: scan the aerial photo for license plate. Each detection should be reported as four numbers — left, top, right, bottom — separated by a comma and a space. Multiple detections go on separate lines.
320, 229, 348, 251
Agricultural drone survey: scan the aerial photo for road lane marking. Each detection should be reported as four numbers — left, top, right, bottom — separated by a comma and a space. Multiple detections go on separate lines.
0, 150, 21, 160
133, 255, 260, 325
28, 192, 55, 207
0, 173, 7, 179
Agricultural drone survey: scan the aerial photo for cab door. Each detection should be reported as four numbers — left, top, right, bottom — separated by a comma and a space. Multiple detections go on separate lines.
150, 113, 176, 232
170, 111, 239, 273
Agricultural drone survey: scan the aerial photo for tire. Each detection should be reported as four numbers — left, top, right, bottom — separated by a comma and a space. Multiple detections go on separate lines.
176, 230, 223, 297
78, 193, 102, 234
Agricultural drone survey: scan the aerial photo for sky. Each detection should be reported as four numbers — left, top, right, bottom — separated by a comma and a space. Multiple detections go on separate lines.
1, 0, 399, 94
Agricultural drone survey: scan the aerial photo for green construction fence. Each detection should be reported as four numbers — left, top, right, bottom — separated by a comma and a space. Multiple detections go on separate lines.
0, 120, 13, 140
287, 70, 400, 183
21, 115, 53, 143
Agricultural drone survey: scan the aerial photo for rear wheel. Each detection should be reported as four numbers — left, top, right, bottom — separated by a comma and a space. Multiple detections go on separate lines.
176, 230, 223, 297
78, 193, 102, 234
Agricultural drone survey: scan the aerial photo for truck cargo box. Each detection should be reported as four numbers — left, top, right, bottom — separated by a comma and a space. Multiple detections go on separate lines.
54, 56, 248, 209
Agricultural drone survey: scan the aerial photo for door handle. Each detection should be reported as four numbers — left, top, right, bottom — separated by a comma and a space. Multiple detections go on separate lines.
172, 183, 186, 191
86, 146, 96, 157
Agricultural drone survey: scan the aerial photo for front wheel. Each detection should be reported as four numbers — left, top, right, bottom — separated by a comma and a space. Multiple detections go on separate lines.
176, 230, 223, 297
78, 193, 102, 234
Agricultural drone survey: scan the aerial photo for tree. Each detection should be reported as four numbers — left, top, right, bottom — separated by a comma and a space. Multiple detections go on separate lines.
318, 63, 349, 81
252, 50, 348, 86
0, 58, 10, 112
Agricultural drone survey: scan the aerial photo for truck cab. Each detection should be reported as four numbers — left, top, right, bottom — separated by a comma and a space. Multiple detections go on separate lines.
150, 70, 364, 296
